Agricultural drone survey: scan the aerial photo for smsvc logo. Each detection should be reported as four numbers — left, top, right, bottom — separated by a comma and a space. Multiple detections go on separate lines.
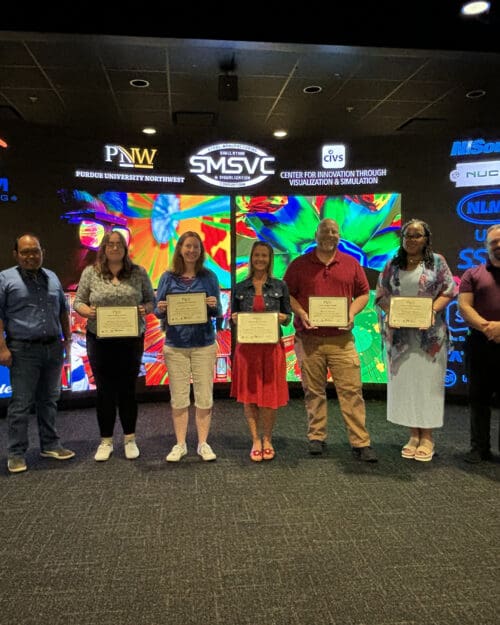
189, 143, 275, 188
104, 145, 157, 169
322, 144, 346, 169
456, 189, 500, 224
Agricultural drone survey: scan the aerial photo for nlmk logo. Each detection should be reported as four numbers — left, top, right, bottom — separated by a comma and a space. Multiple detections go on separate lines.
104, 145, 158, 169
189, 143, 275, 188
456, 189, 500, 225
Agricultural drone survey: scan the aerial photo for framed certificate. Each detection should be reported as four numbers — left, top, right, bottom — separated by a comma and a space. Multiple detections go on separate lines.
388, 296, 433, 329
236, 312, 279, 344
96, 306, 139, 338
308, 296, 349, 327
167, 292, 207, 326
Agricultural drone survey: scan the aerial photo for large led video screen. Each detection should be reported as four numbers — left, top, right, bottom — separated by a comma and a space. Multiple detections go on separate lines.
0, 191, 400, 397
234, 193, 401, 383
58, 191, 231, 392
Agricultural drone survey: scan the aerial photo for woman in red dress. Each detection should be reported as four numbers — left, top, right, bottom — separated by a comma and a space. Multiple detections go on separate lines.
231, 242, 292, 461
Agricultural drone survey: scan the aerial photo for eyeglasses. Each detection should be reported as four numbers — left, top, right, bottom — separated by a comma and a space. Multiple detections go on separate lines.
106, 242, 124, 249
403, 234, 425, 240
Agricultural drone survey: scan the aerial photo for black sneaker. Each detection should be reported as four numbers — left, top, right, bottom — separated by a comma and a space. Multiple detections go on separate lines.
352, 446, 378, 462
308, 439, 325, 455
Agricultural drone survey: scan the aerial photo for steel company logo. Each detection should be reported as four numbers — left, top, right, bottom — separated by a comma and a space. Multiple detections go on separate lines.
449, 161, 500, 188
0, 177, 18, 203
189, 142, 275, 188
450, 139, 500, 157
104, 145, 157, 169
444, 369, 457, 388
322, 144, 346, 169
456, 189, 500, 224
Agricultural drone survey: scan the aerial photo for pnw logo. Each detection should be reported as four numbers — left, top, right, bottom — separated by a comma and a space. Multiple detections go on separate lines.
104, 145, 158, 169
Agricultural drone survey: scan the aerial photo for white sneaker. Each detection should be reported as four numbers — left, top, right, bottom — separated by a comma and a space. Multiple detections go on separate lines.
166, 443, 187, 462
94, 441, 113, 462
124, 439, 140, 460
197, 442, 216, 462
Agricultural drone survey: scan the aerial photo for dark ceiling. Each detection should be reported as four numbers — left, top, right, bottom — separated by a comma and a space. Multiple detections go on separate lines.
1, 2, 500, 143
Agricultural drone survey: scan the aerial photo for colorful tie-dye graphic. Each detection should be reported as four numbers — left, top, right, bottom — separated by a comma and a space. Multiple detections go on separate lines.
235, 194, 401, 382
59, 192, 231, 388
56, 190, 400, 391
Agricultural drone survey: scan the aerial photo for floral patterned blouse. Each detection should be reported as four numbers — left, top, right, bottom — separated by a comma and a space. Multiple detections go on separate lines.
375, 253, 458, 373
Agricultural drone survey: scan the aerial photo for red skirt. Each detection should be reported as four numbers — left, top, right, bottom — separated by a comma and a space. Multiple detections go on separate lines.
230, 341, 289, 409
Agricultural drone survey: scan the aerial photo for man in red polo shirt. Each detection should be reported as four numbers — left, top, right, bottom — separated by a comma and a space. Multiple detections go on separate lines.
283, 218, 377, 461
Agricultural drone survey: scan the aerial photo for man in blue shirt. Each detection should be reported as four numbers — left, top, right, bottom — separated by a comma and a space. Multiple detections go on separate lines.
0, 234, 75, 473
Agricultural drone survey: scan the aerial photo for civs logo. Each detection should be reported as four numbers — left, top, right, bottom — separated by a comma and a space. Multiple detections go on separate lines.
321, 144, 346, 169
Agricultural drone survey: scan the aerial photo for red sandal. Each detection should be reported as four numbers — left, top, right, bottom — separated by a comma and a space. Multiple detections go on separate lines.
250, 449, 263, 462
262, 448, 275, 461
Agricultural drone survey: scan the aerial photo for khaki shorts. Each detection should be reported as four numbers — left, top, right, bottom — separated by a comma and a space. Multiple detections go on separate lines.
163, 343, 217, 409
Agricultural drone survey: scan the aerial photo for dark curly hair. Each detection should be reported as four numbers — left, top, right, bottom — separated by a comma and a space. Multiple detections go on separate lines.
391, 218, 434, 269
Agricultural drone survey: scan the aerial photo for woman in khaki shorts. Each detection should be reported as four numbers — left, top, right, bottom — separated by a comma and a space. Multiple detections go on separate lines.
155, 231, 221, 463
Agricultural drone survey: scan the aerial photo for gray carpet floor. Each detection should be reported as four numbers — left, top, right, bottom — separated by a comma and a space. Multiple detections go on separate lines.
0, 397, 499, 625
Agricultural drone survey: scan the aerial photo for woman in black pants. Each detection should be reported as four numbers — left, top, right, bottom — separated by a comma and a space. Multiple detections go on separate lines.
74, 231, 154, 461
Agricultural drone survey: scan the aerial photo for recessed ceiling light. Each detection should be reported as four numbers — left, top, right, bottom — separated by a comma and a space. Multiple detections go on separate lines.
142, 127, 157, 135
130, 78, 150, 88
465, 89, 486, 99
273, 129, 288, 138
303, 85, 322, 94
460, 1, 490, 17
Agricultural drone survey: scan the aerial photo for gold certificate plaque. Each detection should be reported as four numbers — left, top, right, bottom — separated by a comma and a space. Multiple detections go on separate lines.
308, 296, 349, 327
167, 292, 208, 326
388, 296, 433, 329
236, 312, 279, 344
96, 306, 139, 338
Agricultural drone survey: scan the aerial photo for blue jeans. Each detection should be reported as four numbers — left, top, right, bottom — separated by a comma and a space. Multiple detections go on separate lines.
7, 340, 64, 458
